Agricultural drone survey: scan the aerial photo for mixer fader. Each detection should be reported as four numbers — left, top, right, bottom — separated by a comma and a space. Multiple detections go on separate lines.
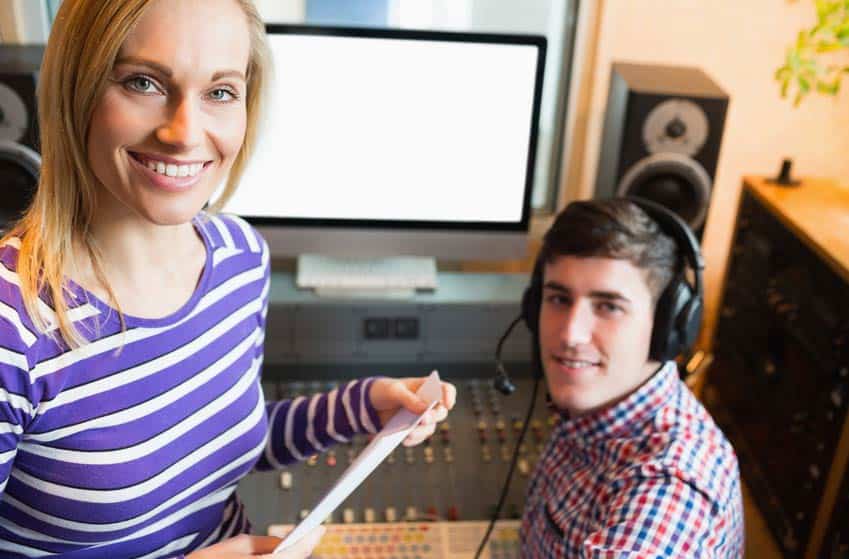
238, 373, 555, 557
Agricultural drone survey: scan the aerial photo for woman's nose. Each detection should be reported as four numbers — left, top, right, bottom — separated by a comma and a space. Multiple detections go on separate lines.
156, 95, 202, 148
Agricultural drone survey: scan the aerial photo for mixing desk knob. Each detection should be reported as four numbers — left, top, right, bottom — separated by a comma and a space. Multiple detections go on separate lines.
406, 506, 418, 521
513, 420, 524, 432
495, 419, 506, 432
279, 471, 293, 490
326, 452, 336, 467
385, 507, 397, 522
343, 508, 356, 524
426, 506, 439, 520
307, 455, 318, 467
299, 509, 310, 521
440, 421, 450, 432
447, 505, 459, 521
364, 508, 376, 523
444, 448, 455, 463
500, 446, 511, 462
518, 458, 530, 476
477, 420, 488, 431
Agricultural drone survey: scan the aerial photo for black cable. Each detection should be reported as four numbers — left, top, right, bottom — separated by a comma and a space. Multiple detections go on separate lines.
492, 316, 523, 396
473, 374, 540, 559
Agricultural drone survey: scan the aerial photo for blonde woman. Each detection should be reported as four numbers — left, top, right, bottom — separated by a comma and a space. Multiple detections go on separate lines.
0, 0, 456, 557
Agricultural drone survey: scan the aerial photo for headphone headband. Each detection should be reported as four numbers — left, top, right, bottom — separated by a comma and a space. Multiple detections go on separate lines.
624, 195, 704, 293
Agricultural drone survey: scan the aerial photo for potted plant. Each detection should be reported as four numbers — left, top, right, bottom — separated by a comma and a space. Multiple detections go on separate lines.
776, 0, 849, 104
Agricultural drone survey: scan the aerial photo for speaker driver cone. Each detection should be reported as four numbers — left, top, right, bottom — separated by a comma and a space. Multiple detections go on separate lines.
0, 139, 40, 229
616, 152, 711, 231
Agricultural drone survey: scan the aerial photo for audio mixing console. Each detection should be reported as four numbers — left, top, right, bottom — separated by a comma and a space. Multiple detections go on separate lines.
238, 374, 554, 557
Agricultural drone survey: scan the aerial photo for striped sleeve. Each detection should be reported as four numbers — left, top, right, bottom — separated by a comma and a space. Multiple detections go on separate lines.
0, 317, 34, 498
256, 378, 383, 470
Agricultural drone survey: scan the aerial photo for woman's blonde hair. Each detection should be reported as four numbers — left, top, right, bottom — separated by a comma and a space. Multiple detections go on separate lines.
1, 0, 270, 349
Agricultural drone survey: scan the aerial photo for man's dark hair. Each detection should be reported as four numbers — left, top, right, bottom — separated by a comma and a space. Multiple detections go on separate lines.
539, 199, 679, 303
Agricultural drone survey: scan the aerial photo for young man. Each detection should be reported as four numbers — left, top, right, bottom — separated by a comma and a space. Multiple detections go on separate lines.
519, 199, 743, 558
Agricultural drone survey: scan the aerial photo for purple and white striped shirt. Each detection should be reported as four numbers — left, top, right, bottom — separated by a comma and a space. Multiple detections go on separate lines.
0, 213, 381, 558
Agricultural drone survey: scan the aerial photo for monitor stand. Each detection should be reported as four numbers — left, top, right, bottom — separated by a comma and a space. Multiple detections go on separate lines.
296, 254, 438, 298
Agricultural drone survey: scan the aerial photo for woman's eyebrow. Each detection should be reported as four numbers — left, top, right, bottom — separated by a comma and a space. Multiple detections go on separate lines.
114, 57, 245, 82
114, 56, 172, 76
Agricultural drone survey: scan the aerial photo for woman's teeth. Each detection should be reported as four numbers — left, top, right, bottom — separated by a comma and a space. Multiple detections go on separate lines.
145, 160, 204, 178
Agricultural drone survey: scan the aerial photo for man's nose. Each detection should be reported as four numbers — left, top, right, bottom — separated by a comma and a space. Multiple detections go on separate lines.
559, 302, 593, 347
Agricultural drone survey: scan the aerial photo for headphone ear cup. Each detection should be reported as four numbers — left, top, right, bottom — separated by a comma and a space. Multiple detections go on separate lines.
678, 294, 703, 351
521, 285, 540, 334
650, 278, 690, 362
522, 258, 544, 334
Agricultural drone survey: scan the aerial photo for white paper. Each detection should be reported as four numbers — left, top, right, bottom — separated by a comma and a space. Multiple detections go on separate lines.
273, 370, 443, 553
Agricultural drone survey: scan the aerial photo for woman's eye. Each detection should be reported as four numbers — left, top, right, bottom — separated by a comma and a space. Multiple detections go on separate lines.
209, 88, 237, 102
125, 76, 158, 94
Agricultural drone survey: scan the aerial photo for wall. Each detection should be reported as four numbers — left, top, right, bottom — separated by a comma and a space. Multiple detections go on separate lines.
566, 0, 849, 349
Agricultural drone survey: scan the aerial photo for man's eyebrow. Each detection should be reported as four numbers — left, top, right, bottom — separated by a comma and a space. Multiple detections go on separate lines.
542, 281, 632, 304
114, 57, 246, 82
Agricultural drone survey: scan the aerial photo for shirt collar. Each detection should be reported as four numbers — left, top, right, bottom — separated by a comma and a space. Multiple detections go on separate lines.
553, 361, 678, 445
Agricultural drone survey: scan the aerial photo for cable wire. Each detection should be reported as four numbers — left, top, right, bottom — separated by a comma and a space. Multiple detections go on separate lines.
473, 374, 540, 559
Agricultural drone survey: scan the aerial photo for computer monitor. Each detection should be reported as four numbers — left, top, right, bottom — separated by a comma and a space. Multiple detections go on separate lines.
223, 25, 546, 262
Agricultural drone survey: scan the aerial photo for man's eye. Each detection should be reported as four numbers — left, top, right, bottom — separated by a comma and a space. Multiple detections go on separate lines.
597, 302, 622, 314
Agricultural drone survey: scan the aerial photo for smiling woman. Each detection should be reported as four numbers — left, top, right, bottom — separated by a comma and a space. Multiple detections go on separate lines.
0, 1, 456, 558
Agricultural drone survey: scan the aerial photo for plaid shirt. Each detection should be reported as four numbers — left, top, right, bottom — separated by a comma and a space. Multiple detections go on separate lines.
520, 362, 744, 558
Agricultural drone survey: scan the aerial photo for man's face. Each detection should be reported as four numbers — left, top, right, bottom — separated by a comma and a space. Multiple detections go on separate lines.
538, 255, 659, 417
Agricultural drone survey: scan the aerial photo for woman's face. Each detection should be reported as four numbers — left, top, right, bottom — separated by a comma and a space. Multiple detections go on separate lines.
87, 0, 251, 227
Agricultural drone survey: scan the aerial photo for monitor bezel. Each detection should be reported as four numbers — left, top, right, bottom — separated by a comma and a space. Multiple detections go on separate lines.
240, 23, 547, 233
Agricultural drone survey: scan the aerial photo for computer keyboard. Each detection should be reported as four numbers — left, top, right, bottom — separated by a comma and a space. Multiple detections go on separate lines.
296, 254, 438, 293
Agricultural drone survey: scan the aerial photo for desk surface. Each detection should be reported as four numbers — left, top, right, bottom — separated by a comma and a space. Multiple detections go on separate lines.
744, 176, 849, 284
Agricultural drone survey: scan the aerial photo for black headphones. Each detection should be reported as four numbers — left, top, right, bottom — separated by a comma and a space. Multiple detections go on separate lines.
493, 196, 704, 395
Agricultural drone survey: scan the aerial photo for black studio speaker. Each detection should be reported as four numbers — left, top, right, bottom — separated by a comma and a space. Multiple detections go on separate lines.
595, 62, 729, 239
0, 45, 43, 231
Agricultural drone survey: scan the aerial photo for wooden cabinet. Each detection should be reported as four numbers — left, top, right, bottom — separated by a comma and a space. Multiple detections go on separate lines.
705, 177, 849, 558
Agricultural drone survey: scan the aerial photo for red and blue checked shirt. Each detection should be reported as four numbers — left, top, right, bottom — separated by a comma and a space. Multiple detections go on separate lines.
520, 361, 744, 558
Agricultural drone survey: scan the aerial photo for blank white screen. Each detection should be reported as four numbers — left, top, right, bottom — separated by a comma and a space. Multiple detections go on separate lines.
225, 33, 539, 223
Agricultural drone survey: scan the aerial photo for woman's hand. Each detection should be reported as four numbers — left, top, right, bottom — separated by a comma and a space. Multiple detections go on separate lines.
369, 376, 457, 446
184, 527, 325, 558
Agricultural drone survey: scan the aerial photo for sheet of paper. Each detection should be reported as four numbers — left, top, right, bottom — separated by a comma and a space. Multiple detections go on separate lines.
273, 370, 443, 553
